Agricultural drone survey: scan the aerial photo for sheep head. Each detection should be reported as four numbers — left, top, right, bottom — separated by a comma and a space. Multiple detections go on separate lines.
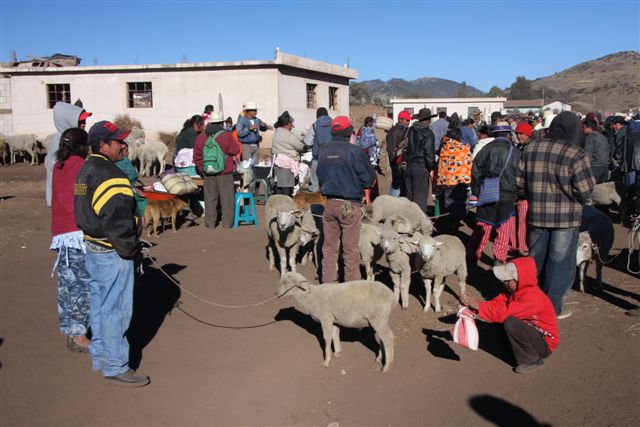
380, 229, 402, 254
277, 271, 311, 297
276, 209, 303, 232
576, 232, 593, 266
384, 214, 415, 235
419, 238, 444, 261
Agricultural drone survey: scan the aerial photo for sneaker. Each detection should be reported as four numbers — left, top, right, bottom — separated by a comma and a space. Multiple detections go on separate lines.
514, 359, 544, 374
105, 369, 150, 388
557, 309, 573, 320
626, 307, 640, 317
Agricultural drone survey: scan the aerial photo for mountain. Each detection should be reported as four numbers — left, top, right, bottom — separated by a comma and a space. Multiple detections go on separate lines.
532, 51, 640, 113
352, 77, 485, 104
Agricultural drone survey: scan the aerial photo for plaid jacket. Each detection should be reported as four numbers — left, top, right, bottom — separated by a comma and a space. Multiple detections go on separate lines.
518, 138, 595, 228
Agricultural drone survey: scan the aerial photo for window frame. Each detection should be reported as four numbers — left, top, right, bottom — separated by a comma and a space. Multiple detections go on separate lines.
127, 81, 153, 108
306, 83, 317, 109
46, 83, 71, 109
328, 86, 338, 110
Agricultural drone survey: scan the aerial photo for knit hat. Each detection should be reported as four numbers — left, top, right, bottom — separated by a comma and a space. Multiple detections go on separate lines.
515, 122, 533, 137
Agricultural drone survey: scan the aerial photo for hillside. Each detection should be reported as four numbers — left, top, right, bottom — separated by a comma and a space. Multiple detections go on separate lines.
532, 51, 640, 113
351, 77, 484, 104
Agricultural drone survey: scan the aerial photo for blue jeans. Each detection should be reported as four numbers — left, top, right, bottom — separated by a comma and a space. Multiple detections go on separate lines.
85, 250, 134, 377
56, 247, 91, 336
527, 226, 579, 315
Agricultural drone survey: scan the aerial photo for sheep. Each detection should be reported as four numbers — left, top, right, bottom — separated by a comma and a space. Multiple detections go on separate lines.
576, 232, 593, 292
2, 133, 40, 165
125, 127, 146, 163
359, 222, 383, 281
265, 195, 304, 276
277, 271, 395, 372
297, 207, 320, 267
370, 195, 434, 236
137, 141, 168, 177
417, 234, 468, 313
588, 181, 621, 207
379, 226, 424, 309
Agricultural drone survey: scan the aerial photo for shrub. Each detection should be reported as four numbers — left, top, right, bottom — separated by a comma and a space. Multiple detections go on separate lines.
113, 114, 143, 129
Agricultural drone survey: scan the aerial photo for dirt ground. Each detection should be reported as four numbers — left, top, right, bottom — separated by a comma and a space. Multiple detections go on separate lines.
1, 163, 639, 427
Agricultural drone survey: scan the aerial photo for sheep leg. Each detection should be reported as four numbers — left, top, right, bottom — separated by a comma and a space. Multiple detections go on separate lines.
300, 245, 308, 266
434, 276, 445, 312
267, 244, 275, 271
390, 272, 401, 304
366, 263, 374, 281
278, 246, 287, 276
375, 325, 394, 372
289, 243, 299, 273
320, 321, 334, 368
423, 277, 433, 312
595, 261, 603, 290
159, 158, 166, 175
332, 325, 342, 357
30, 148, 36, 166
578, 262, 587, 292
458, 280, 467, 299
400, 272, 410, 310
374, 333, 382, 362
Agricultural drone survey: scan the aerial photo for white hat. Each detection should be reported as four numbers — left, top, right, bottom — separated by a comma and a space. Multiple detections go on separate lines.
209, 111, 225, 123
542, 112, 556, 130
493, 262, 518, 282
243, 101, 258, 110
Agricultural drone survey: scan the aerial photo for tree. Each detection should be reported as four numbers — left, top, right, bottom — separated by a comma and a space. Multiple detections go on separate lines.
488, 86, 504, 97
349, 82, 372, 105
508, 76, 540, 99
455, 81, 468, 98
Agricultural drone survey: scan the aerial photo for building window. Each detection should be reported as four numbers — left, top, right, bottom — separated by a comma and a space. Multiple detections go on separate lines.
404, 107, 414, 116
127, 82, 153, 108
329, 87, 338, 110
436, 107, 447, 115
306, 83, 317, 109
47, 83, 70, 108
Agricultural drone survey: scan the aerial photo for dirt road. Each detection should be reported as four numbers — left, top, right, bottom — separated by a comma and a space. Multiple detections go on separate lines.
1, 164, 639, 426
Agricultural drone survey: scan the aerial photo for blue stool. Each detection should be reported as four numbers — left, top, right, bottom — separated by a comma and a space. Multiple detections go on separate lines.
233, 192, 259, 228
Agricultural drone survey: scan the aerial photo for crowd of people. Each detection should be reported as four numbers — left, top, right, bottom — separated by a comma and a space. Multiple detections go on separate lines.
45, 97, 640, 386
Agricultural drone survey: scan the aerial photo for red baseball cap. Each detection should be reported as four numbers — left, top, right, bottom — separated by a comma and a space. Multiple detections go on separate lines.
515, 122, 533, 137
79, 111, 92, 121
398, 110, 412, 121
331, 116, 353, 133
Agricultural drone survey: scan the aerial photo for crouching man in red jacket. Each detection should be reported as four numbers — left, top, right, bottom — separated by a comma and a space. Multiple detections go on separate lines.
461, 257, 559, 374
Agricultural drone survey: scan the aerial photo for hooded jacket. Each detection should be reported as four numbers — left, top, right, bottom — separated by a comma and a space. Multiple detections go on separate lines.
45, 102, 85, 206
304, 115, 332, 159
478, 257, 559, 351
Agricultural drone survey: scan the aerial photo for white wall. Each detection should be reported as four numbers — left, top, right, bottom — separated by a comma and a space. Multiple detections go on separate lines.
544, 101, 572, 112
392, 98, 506, 125
0, 75, 12, 134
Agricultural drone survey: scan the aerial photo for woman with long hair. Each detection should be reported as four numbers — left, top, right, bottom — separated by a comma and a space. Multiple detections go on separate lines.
50, 127, 91, 353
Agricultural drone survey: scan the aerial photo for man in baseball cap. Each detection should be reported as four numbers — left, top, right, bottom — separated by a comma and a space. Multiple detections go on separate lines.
74, 120, 149, 387
317, 115, 376, 283
385, 110, 412, 196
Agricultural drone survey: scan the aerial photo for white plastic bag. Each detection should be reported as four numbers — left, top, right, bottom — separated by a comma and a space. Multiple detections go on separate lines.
452, 306, 479, 351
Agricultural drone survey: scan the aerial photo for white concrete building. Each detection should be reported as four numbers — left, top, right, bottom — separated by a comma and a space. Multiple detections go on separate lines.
0, 51, 358, 146
543, 101, 572, 113
391, 97, 507, 124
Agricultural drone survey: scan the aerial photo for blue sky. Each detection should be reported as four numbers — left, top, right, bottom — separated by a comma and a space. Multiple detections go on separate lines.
1, 0, 638, 92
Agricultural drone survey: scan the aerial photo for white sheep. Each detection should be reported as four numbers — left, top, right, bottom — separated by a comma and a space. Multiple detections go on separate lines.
379, 226, 424, 309
137, 141, 168, 177
2, 133, 40, 165
265, 195, 304, 276
370, 195, 433, 236
125, 127, 146, 163
588, 181, 621, 207
576, 232, 593, 293
298, 208, 320, 267
417, 234, 468, 312
277, 271, 395, 372
359, 222, 383, 281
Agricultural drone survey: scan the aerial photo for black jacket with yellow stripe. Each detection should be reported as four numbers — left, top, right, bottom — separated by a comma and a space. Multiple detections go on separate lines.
74, 153, 140, 259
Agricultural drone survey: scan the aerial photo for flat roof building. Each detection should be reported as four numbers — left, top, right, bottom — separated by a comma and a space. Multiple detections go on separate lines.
390, 97, 507, 124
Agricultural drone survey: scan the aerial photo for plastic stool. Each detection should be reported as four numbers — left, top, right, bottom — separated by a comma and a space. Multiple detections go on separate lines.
250, 178, 271, 204
233, 192, 259, 228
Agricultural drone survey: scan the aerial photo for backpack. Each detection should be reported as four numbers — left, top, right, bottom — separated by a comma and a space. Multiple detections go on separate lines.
202, 130, 226, 175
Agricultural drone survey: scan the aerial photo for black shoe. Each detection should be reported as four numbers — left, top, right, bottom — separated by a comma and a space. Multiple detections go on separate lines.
626, 307, 640, 317
105, 369, 150, 387
66, 337, 89, 354
514, 359, 543, 374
